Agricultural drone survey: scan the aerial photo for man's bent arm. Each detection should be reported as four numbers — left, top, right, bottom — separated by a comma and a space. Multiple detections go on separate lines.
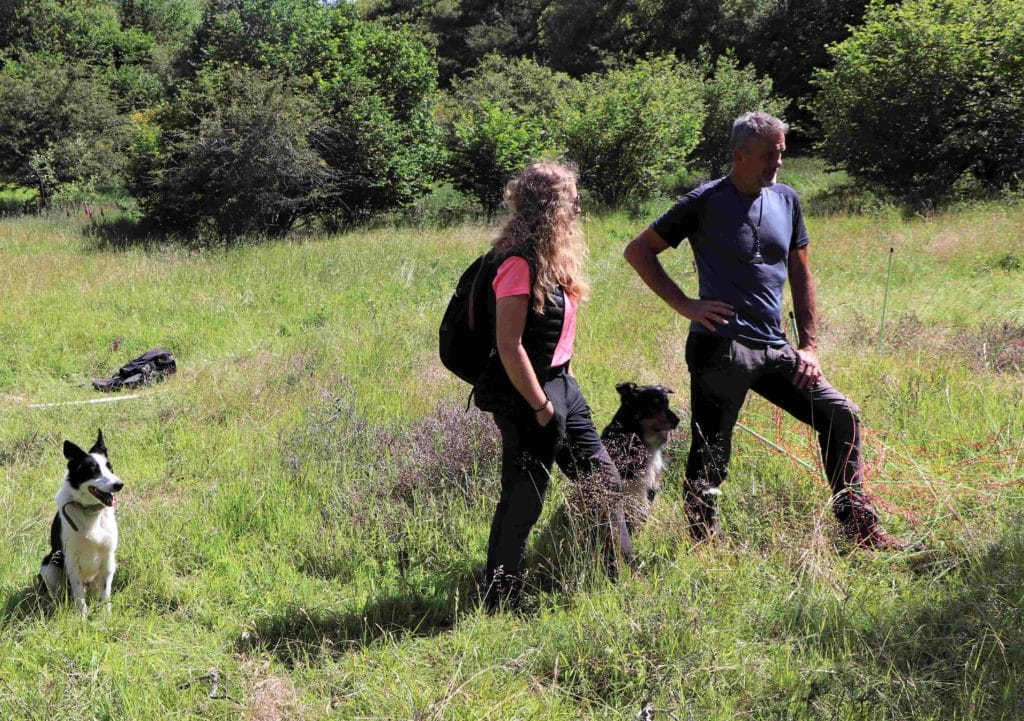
624, 228, 734, 332
788, 245, 824, 388
624, 228, 691, 315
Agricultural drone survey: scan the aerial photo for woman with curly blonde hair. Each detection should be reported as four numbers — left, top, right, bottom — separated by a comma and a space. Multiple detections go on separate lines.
475, 161, 634, 612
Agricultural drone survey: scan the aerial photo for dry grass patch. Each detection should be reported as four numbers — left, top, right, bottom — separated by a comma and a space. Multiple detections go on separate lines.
239, 656, 301, 721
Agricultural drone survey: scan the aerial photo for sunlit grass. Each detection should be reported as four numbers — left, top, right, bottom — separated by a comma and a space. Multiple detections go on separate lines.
1, 179, 1022, 718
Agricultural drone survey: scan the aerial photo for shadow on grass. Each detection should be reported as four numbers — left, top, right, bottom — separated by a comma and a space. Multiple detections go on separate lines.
238, 567, 484, 667
795, 529, 1024, 717
2, 582, 57, 624
82, 217, 177, 251
82, 217, 254, 251
528, 501, 620, 598
1, 562, 134, 624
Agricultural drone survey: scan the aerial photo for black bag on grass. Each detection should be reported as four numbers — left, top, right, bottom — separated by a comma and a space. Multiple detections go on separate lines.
93, 349, 177, 392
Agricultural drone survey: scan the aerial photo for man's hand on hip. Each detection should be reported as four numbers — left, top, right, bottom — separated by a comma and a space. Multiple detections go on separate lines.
682, 298, 734, 333
794, 347, 824, 389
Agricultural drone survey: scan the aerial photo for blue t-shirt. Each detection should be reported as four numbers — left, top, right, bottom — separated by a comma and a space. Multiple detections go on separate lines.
651, 176, 810, 346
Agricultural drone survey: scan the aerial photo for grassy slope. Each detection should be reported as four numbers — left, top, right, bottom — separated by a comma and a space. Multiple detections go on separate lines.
1, 160, 1022, 720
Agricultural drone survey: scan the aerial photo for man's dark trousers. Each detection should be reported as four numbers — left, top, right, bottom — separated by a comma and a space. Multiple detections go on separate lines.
684, 333, 880, 538
485, 369, 634, 608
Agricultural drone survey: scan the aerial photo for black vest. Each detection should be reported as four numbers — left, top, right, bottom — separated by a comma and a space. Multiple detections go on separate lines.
521, 284, 565, 379
473, 254, 567, 413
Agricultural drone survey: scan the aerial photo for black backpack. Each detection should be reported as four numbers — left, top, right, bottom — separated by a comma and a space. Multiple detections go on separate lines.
439, 252, 497, 385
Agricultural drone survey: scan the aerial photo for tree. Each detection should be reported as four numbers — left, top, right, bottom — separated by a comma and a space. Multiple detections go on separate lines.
812, 0, 1024, 199
361, 0, 548, 84
137, 0, 441, 233
133, 67, 327, 237
561, 56, 704, 211
0, 54, 128, 204
439, 55, 571, 213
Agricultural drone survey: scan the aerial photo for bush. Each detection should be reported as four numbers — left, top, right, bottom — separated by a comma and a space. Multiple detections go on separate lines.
812, 0, 1024, 200
133, 67, 326, 238
400, 182, 481, 227
0, 53, 128, 205
692, 51, 787, 177
139, 0, 441, 234
439, 55, 571, 215
446, 103, 558, 217
561, 55, 704, 211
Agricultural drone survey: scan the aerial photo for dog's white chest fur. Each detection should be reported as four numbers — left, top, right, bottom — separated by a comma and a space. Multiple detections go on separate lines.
624, 448, 664, 526
63, 506, 118, 583
643, 449, 664, 485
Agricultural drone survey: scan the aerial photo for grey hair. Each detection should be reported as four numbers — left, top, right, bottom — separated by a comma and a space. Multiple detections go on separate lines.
730, 112, 788, 151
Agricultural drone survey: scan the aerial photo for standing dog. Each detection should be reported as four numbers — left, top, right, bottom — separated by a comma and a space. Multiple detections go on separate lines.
601, 382, 680, 532
39, 430, 123, 614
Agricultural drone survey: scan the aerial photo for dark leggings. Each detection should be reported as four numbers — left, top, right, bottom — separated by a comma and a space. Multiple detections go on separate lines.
485, 370, 634, 599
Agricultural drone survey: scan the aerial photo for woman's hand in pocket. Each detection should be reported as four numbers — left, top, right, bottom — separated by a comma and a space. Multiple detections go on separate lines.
535, 401, 555, 427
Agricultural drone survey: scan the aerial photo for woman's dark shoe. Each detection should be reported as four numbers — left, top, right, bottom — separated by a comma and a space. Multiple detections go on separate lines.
481, 566, 526, 613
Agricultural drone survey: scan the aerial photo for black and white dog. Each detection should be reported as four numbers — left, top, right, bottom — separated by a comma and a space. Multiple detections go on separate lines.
601, 382, 680, 532
39, 430, 123, 614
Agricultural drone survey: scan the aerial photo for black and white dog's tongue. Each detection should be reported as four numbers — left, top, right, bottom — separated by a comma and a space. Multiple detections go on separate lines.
88, 487, 116, 507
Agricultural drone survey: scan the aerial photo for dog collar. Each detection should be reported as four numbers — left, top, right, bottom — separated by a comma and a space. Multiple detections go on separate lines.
61, 501, 105, 532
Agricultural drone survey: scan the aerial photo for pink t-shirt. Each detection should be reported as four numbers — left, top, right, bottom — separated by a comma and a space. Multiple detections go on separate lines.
492, 256, 576, 367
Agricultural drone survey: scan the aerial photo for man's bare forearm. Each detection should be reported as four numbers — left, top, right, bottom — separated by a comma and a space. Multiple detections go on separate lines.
789, 248, 818, 350
624, 230, 692, 315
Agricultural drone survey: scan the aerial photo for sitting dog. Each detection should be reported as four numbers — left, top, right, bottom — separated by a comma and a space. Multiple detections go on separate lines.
39, 430, 123, 614
601, 382, 680, 533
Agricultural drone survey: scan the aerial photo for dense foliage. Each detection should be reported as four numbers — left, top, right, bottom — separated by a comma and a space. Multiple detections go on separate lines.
813, 0, 1024, 199
438, 56, 569, 214
561, 56, 704, 211
133, 0, 439, 233
130, 67, 327, 237
0, 54, 129, 204
365, 0, 873, 131
1, 0, 1018, 232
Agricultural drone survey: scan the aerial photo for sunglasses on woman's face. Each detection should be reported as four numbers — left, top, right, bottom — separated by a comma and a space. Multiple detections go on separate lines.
571, 196, 581, 213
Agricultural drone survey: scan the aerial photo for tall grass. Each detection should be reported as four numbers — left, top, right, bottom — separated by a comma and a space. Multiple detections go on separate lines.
1, 161, 1022, 719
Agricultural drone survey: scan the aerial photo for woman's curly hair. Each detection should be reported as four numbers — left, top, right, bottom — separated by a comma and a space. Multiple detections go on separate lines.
492, 161, 590, 313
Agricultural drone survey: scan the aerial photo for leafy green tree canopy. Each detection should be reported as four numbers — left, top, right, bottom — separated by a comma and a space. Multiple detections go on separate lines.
561, 55, 704, 211
813, 0, 1024, 199
137, 0, 441, 234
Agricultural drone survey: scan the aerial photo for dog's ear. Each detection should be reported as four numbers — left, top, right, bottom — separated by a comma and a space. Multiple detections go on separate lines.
63, 440, 87, 461
657, 385, 674, 395
615, 382, 637, 399
89, 429, 106, 456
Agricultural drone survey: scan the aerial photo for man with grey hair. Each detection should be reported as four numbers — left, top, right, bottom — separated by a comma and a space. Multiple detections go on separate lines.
624, 111, 906, 549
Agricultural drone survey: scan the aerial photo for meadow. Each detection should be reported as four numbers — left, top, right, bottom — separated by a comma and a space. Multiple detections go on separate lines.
1, 159, 1022, 720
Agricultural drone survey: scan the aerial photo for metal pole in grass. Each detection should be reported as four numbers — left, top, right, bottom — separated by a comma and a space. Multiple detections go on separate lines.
734, 420, 818, 473
879, 247, 895, 340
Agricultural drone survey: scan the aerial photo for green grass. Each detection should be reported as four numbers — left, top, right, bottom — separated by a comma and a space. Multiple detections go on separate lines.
1, 174, 1023, 719
0, 184, 38, 215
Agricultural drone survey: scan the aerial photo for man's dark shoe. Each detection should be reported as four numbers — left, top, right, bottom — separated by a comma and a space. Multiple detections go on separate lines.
836, 493, 910, 550
685, 479, 722, 541
853, 525, 912, 551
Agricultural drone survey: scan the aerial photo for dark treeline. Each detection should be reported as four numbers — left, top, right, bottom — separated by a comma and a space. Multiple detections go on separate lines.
0, 0, 1021, 238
